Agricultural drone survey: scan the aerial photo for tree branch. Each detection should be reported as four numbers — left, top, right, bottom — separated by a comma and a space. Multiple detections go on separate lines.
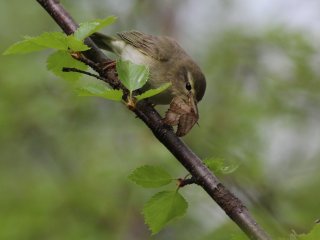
36, 1, 271, 239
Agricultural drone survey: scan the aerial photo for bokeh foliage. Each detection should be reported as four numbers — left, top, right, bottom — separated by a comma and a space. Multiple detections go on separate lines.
1, 1, 319, 239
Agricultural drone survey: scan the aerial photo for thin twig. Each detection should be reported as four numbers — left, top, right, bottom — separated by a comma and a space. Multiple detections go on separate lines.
177, 176, 198, 187
62, 67, 106, 81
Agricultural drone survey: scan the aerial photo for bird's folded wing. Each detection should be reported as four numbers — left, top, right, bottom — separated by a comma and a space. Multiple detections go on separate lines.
117, 31, 173, 61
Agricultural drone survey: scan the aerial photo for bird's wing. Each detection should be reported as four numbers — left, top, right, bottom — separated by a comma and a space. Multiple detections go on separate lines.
117, 31, 174, 61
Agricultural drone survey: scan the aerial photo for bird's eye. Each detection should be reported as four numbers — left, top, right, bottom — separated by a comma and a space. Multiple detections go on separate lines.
185, 82, 192, 91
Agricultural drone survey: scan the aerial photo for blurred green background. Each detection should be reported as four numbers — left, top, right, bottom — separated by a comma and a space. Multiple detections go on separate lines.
1, 1, 320, 239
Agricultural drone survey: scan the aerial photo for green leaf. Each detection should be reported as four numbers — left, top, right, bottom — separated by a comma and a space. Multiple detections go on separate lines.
73, 16, 117, 40
204, 157, 238, 175
143, 191, 188, 235
4, 17, 115, 55
3, 38, 47, 55
76, 84, 122, 101
66, 36, 90, 51
47, 50, 88, 81
3, 32, 90, 55
136, 83, 171, 101
128, 165, 172, 188
298, 225, 320, 240
116, 60, 149, 92
29, 32, 69, 50
31, 32, 89, 51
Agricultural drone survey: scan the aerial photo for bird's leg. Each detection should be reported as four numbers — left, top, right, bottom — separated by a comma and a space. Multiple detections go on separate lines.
99, 60, 116, 72
69, 53, 120, 87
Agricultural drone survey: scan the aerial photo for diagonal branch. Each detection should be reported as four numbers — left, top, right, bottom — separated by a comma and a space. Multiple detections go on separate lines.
36, 1, 271, 239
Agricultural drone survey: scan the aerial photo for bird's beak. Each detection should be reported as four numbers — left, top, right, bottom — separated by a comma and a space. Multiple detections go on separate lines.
188, 92, 198, 116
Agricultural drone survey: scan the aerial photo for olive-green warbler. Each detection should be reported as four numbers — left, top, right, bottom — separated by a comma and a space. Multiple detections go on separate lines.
91, 31, 206, 136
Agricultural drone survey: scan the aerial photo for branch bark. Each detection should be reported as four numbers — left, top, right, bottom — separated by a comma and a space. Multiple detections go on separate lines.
36, 1, 271, 239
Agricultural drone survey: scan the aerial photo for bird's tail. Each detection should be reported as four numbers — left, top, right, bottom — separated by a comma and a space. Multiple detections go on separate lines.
90, 32, 116, 52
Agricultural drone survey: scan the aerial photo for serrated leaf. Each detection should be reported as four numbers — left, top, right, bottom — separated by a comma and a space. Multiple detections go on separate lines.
3, 38, 47, 55
76, 84, 122, 101
32, 32, 89, 51
204, 158, 238, 175
143, 191, 188, 235
73, 16, 117, 40
128, 165, 172, 188
136, 83, 171, 101
30, 32, 69, 50
74, 22, 99, 41
66, 36, 90, 51
3, 32, 90, 55
47, 51, 88, 81
116, 60, 149, 92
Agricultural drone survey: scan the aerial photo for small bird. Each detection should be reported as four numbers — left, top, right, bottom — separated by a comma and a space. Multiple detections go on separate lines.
91, 31, 206, 136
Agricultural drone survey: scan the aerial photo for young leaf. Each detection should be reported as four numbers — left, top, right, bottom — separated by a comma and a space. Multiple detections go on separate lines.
116, 60, 149, 92
3, 37, 47, 55
31, 32, 89, 51
204, 157, 239, 175
143, 191, 188, 235
4, 16, 116, 55
66, 35, 90, 51
136, 83, 172, 101
73, 16, 117, 40
3, 32, 89, 55
47, 50, 88, 81
76, 84, 122, 101
29, 32, 69, 50
128, 165, 172, 188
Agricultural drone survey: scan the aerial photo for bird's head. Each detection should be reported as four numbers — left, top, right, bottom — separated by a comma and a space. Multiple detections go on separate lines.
172, 61, 206, 115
